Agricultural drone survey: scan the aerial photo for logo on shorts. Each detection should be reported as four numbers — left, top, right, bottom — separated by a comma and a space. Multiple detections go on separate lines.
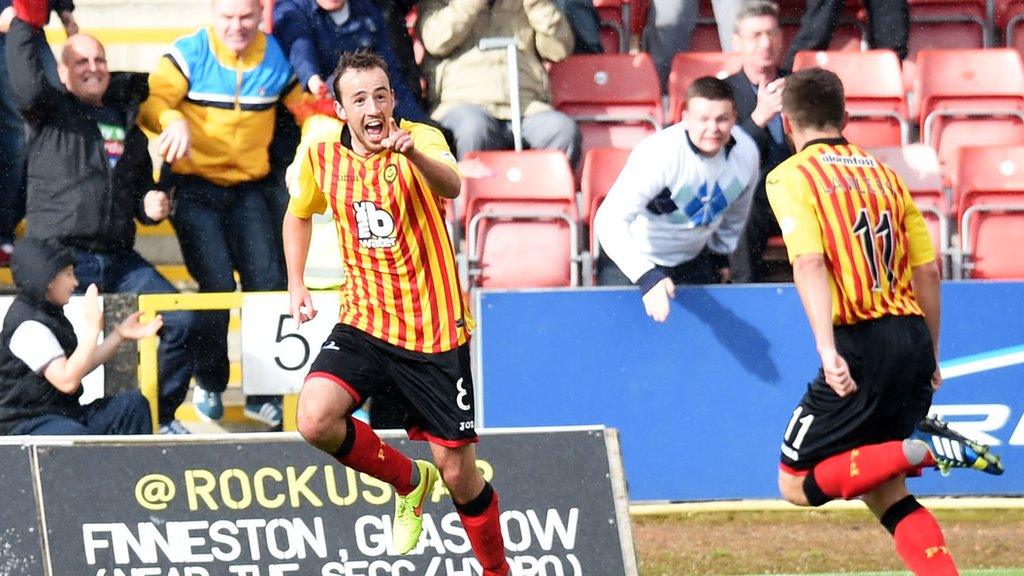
322, 340, 340, 351
354, 201, 396, 249
383, 164, 398, 183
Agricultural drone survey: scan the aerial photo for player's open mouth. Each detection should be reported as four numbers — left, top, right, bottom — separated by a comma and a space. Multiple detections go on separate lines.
365, 120, 384, 137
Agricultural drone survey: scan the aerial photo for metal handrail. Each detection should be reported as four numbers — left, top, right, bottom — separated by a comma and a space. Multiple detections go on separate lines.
569, 113, 662, 132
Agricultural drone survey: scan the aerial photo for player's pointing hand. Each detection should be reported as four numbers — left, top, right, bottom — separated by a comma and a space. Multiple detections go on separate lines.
381, 117, 414, 155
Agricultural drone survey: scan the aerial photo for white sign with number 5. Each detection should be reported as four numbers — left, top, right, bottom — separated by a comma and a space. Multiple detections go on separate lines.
240, 291, 340, 395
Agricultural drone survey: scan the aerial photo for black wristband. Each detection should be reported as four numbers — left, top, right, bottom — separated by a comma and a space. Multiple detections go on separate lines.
636, 268, 669, 295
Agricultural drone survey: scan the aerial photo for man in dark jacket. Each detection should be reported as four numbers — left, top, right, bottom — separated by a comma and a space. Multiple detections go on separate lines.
0, 0, 75, 265
1, 5, 197, 434
0, 238, 159, 435
724, 0, 791, 283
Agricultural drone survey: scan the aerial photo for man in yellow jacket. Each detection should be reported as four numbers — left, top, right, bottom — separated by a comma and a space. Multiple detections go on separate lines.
138, 0, 310, 427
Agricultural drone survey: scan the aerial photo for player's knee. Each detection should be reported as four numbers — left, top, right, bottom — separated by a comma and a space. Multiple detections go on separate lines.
296, 400, 340, 451
778, 473, 811, 506
433, 451, 478, 496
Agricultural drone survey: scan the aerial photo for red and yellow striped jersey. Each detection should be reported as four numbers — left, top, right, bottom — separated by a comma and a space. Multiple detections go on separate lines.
766, 139, 935, 326
288, 119, 473, 353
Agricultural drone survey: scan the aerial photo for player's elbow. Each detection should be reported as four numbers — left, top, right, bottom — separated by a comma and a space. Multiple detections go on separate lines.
792, 254, 826, 277
911, 260, 941, 285
436, 168, 462, 199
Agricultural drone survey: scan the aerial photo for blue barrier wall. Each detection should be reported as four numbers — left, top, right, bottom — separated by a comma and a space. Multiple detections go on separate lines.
477, 282, 1024, 501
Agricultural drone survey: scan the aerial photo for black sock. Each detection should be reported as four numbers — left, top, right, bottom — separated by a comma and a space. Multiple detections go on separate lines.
453, 482, 495, 517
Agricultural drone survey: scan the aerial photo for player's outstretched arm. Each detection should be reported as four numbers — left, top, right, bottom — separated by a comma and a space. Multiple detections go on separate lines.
792, 253, 857, 397
283, 212, 317, 324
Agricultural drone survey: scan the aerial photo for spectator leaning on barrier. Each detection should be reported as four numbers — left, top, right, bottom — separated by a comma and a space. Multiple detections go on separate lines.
138, 0, 315, 429
0, 0, 75, 266
725, 0, 790, 283
0, 238, 161, 436
594, 76, 759, 323
418, 0, 581, 167
0, 1, 199, 435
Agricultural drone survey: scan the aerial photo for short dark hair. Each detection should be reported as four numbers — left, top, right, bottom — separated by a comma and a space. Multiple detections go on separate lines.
734, 0, 780, 33
685, 76, 736, 107
330, 50, 391, 102
782, 68, 846, 131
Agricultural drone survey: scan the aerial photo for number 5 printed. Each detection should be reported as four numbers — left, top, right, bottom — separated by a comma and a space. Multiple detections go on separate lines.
274, 314, 311, 371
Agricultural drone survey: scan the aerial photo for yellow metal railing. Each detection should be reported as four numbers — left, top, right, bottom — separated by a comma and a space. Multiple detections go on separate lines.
137, 292, 299, 434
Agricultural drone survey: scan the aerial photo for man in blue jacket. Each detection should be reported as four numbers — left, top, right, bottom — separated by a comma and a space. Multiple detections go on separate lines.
273, 0, 425, 121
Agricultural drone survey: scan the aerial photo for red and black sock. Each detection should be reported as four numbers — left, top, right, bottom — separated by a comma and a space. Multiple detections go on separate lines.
804, 440, 935, 505
882, 496, 958, 576
454, 482, 510, 576
332, 416, 415, 495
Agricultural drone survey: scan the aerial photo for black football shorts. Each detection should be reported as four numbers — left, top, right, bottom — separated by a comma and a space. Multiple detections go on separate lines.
780, 315, 936, 470
306, 323, 478, 446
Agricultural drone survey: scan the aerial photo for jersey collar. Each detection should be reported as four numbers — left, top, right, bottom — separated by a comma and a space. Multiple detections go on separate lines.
802, 137, 848, 150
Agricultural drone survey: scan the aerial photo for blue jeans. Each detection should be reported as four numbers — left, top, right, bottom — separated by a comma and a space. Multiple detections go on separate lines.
73, 249, 198, 424
0, 33, 60, 244
164, 172, 287, 394
9, 390, 153, 435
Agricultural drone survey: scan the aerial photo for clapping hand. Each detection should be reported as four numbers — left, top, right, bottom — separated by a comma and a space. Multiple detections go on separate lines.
82, 284, 104, 333
116, 311, 164, 340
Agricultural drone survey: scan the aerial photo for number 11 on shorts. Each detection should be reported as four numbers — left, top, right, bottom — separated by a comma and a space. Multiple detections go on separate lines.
784, 406, 815, 451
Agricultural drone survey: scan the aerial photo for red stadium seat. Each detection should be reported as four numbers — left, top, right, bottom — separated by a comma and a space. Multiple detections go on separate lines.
580, 148, 631, 284
580, 147, 631, 259
867, 145, 949, 275
667, 52, 742, 124
915, 49, 1024, 170
902, 1, 990, 93
793, 50, 909, 147
549, 53, 662, 178
461, 150, 581, 287
954, 145, 1024, 279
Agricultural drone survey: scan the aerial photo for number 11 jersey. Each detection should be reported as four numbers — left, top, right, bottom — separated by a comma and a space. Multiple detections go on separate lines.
766, 138, 935, 326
